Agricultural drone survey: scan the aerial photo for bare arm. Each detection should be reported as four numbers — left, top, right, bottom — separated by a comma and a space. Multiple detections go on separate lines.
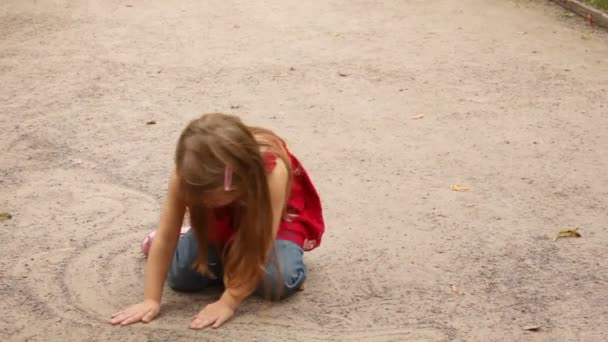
221, 158, 289, 307
111, 170, 186, 325
190, 159, 290, 329
144, 170, 186, 303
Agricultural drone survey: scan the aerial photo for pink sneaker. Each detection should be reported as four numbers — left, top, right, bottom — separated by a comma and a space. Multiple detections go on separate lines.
141, 226, 191, 257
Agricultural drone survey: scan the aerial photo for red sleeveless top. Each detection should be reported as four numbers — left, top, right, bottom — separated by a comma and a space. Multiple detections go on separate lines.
208, 148, 325, 251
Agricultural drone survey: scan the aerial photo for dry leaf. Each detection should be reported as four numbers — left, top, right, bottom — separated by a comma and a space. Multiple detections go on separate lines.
146, 121, 156, 125
522, 324, 542, 331
553, 228, 581, 241
450, 284, 460, 295
0, 213, 12, 220
450, 184, 470, 192
338, 72, 349, 77
230, 104, 240, 109
411, 115, 425, 120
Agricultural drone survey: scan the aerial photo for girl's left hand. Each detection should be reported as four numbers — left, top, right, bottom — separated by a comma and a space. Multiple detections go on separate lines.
190, 300, 235, 329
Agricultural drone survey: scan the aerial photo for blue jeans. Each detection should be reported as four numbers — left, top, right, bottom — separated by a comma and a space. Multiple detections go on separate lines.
167, 229, 307, 301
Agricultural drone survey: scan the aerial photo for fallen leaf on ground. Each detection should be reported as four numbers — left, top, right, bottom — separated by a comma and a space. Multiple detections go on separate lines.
0, 213, 12, 220
522, 324, 542, 331
411, 115, 425, 120
338, 72, 349, 77
450, 284, 460, 295
230, 104, 240, 109
146, 121, 156, 125
450, 184, 470, 192
553, 228, 581, 241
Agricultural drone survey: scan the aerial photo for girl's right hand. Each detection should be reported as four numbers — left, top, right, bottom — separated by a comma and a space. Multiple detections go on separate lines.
111, 300, 160, 326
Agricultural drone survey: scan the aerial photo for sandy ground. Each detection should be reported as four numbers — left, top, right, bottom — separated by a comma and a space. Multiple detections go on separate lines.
1, 0, 608, 341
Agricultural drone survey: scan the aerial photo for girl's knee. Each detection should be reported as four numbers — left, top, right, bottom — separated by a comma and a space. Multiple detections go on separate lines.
167, 264, 203, 292
167, 270, 189, 292
258, 264, 307, 301
257, 240, 307, 300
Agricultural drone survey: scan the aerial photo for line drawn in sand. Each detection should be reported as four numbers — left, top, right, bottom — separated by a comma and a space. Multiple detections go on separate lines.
9, 175, 450, 341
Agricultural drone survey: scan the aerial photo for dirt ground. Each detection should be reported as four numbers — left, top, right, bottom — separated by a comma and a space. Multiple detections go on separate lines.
1, 0, 607, 341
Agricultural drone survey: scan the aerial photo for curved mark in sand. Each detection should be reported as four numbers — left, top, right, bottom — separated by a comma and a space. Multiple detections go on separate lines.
11, 177, 158, 325
11, 173, 449, 340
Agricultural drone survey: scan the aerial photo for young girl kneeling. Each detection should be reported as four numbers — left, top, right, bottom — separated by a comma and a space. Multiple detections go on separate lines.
111, 113, 324, 329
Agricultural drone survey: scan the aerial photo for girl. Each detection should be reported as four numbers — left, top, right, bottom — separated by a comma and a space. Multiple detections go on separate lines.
111, 113, 324, 329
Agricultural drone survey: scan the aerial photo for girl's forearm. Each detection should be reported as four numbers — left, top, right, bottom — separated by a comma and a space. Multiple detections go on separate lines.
143, 237, 177, 303
220, 283, 257, 310
143, 171, 185, 303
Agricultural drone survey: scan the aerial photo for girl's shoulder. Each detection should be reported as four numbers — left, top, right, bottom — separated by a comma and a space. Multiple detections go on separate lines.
262, 151, 278, 173
253, 130, 291, 174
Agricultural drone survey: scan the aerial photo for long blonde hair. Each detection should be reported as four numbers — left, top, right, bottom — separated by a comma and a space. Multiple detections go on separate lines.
175, 113, 291, 289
